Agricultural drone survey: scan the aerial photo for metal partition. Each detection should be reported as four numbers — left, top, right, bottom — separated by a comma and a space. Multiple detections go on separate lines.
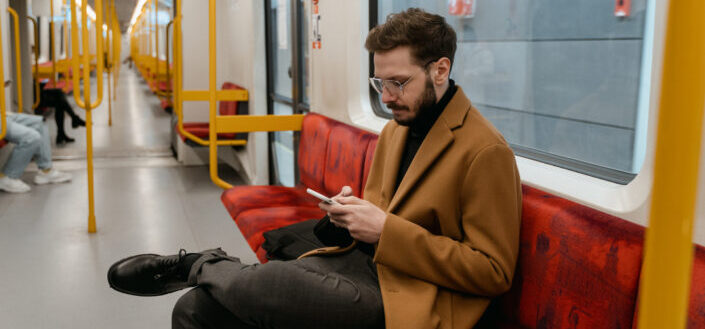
174, 0, 304, 189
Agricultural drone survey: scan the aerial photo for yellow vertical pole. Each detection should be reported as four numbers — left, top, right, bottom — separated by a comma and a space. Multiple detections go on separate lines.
637, 0, 705, 328
175, 0, 183, 140
63, 0, 69, 92
153, 0, 159, 90
50, 0, 56, 85
107, 0, 112, 126
81, 1, 96, 233
7, 8, 22, 113
0, 11, 6, 140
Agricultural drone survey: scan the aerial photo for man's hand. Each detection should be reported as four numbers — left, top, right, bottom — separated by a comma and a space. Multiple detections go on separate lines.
318, 186, 387, 244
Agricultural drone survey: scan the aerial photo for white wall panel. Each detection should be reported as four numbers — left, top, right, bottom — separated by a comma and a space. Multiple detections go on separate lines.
310, 0, 386, 133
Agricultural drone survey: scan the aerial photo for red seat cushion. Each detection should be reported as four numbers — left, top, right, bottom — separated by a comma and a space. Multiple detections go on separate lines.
221, 185, 321, 220
235, 206, 325, 263
688, 245, 705, 328
497, 186, 645, 329
322, 124, 376, 197
0, 139, 6, 149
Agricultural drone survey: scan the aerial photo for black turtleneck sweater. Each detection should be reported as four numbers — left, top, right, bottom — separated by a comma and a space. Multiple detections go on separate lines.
394, 79, 457, 192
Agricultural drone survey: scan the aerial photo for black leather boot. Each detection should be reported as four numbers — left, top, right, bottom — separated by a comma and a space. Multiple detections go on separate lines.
107, 249, 202, 296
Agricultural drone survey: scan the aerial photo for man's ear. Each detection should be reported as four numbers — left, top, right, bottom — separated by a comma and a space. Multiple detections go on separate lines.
432, 57, 451, 85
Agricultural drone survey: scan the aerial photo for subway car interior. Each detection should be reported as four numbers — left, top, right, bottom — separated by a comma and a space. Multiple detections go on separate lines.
0, 0, 703, 328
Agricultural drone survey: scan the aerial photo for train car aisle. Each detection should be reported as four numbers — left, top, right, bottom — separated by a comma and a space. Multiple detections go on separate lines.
0, 67, 258, 328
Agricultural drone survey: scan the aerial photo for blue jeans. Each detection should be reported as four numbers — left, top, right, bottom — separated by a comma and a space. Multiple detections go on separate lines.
2, 113, 52, 178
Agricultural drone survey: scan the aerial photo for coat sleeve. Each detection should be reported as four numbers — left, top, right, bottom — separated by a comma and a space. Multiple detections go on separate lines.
373, 144, 522, 296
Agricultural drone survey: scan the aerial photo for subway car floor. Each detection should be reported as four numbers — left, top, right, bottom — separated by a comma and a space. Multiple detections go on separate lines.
0, 67, 258, 328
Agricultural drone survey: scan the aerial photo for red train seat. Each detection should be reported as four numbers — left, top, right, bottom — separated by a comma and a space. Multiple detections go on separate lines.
176, 82, 248, 143
0, 139, 6, 149
220, 113, 705, 328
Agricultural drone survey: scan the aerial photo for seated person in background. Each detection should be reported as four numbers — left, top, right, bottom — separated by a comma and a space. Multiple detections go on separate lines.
0, 112, 72, 193
36, 82, 86, 144
107, 8, 522, 329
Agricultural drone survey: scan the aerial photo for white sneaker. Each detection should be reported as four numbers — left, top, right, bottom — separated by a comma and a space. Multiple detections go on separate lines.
34, 169, 72, 185
0, 176, 31, 193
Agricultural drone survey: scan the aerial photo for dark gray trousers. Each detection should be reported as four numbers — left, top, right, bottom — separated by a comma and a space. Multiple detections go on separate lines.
172, 248, 384, 329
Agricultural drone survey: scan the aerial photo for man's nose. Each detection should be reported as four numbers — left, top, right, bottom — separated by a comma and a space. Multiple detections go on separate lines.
381, 88, 397, 104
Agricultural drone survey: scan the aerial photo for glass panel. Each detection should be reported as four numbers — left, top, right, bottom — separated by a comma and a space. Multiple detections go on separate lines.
270, 0, 293, 98
273, 102, 295, 187
376, 0, 652, 178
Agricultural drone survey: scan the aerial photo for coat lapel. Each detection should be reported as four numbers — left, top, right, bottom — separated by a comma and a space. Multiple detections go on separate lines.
387, 87, 472, 213
379, 126, 408, 210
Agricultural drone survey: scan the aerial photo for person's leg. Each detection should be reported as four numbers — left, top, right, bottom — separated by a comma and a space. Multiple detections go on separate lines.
186, 249, 384, 329
12, 113, 53, 171
1, 115, 41, 178
172, 288, 258, 329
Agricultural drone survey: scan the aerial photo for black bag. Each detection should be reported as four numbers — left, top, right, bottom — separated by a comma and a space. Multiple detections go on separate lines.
261, 216, 355, 261
261, 219, 324, 260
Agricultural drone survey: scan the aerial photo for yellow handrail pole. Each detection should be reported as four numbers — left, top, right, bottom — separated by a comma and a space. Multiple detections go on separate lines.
69, 0, 104, 110
207, 0, 228, 188
63, 0, 70, 91
637, 0, 705, 328
153, 0, 159, 94
7, 8, 22, 113
0, 12, 6, 140
49, 0, 56, 85
106, 0, 112, 126
165, 20, 173, 98
69, 0, 105, 233
27, 16, 40, 110
112, 6, 120, 100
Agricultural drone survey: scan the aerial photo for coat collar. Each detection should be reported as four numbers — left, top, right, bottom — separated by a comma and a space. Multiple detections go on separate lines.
380, 87, 472, 212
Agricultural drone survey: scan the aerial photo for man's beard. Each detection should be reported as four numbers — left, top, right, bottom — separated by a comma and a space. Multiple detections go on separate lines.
387, 77, 437, 127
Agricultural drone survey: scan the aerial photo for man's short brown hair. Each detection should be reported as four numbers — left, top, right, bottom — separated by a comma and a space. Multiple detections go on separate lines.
365, 8, 457, 69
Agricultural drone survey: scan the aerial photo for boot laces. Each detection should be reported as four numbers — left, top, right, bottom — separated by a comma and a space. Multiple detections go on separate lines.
153, 249, 187, 281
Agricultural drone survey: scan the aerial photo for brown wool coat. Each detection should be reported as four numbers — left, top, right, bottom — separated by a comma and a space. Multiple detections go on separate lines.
364, 87, 522, 329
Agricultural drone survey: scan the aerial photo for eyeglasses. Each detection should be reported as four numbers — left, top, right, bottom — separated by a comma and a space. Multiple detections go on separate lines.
369, 59, 438, 97
369, 69, 422, 97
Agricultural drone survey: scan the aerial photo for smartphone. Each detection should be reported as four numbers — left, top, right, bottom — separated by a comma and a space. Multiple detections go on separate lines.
306, 188, 340, 205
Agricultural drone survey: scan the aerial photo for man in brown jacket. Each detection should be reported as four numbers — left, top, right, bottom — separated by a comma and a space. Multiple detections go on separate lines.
107, 8, 521, 329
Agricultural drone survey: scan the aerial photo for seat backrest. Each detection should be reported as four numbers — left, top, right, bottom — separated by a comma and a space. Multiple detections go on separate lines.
496, 185, 645, 329
322, 124, 376, 197
219, 82, 247, 116
219, 82, 248, 140
298, 113, 336, 193
297, 113, 376, 198
687, 245, 705, 328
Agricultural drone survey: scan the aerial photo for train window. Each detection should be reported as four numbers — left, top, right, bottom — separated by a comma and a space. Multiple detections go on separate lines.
266, 0, 310, 186
372, 1, 654, 184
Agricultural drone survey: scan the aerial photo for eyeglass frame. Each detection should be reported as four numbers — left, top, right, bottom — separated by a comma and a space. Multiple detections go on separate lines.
369, 59, 439, 97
